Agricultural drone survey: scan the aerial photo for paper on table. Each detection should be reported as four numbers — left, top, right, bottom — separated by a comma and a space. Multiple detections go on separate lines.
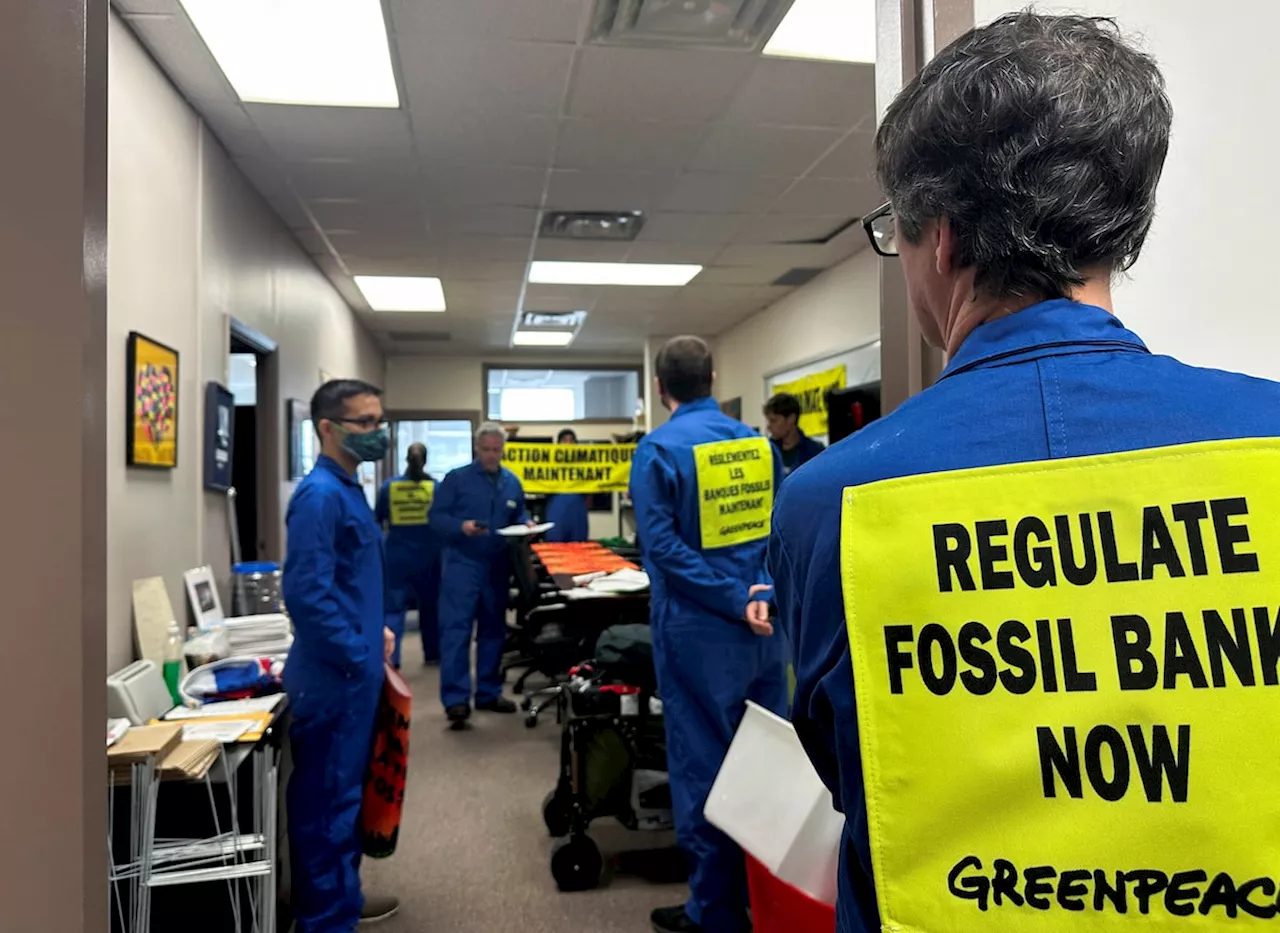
562, 587, 618, 601
182, 720, 254, 743
587, 569, 651, 593
164, 694, 285, 720
496, 522, 555, 537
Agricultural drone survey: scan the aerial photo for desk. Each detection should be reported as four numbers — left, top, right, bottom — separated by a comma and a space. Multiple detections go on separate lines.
108, 702, 286, 933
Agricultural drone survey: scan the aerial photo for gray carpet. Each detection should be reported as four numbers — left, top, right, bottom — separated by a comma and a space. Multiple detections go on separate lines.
360, 634, 687, 932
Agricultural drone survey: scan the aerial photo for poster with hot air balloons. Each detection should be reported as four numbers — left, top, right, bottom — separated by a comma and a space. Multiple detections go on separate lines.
126, 331, 180, 469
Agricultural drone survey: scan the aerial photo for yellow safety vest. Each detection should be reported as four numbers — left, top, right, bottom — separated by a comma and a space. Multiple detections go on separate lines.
387, 479, 433, 527
693, 436, 774, 549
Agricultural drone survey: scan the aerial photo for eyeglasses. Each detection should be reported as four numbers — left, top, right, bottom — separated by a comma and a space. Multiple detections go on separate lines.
862, 202, 898, 257
332, 416, 388, 430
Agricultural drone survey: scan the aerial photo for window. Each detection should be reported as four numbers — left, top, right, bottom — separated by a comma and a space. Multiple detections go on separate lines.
485, 367, 641, 422
392, 419, 474, 479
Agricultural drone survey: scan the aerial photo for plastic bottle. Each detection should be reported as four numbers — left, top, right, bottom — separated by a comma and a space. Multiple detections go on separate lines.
163, 620, 184, 705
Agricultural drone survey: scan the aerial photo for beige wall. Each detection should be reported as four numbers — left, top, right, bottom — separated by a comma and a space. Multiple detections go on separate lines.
974, 0, 1277, 381
713, 251, 881, 430
107, 14, 384, 671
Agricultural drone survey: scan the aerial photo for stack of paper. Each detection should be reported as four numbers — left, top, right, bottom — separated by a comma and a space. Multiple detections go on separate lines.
108, 723, 184, 781
586, 568, 650, 594
220, 613, 293, 657
155, 739, 222, 781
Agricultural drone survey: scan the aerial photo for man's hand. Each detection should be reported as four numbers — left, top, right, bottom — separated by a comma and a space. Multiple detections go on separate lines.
462, 519, 488, 537
744, 583, 774, 637
384, 626, 395, 662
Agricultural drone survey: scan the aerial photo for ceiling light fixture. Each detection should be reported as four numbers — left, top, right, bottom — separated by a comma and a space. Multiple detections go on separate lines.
513, 330, 577, 347
763, 0, 877, 64
179, 0, 400, 107
354, 276, 447, 312
528, 261, 702, 287
541, 211, 645, 241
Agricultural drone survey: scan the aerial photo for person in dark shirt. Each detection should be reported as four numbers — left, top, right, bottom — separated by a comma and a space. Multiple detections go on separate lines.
763, 392, 825, 478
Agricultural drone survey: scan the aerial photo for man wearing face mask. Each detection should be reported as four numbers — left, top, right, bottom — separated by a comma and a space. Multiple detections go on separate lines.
282, 379, 398, 932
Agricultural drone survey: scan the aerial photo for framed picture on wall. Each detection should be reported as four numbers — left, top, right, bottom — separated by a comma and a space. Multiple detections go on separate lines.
126, 331, 180, 469
203, 382, 235, 492
288, 398, 316, 480
719, 396, 743, 421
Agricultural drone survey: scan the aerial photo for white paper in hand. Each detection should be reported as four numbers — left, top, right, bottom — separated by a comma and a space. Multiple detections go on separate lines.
496, 522, 555, 537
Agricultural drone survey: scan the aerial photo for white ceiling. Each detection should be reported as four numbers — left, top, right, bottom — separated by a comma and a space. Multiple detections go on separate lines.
113, 0, 880, 356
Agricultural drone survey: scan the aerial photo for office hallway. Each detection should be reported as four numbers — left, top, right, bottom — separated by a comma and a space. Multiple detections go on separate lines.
360, 634, 687, 933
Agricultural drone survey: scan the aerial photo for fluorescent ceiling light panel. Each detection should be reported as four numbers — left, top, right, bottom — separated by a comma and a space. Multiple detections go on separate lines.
763, 0, 877, 64
513, 331, 576, 347
354, 276, 446, 312
180, 0, 400, 107
528, 262, 702, 287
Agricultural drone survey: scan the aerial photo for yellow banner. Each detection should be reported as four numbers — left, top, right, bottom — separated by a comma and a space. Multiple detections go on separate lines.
503, 442, 635, 494
694, 436, 774, 549
773, 364, 845, 437
388, 479, 433, 526
841, 438, 1280, 931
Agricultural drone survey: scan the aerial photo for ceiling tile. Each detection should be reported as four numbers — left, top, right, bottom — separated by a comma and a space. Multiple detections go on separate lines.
735, 214, 855, 245
389, 0, 587, 44
623, 241, 724, 265
122, 11, 237, 106
199, 102, 275, 161
245, 107, 415, 161
117, 1, 181, 13
657, 173, 792, 213
309, 199, 427, 237
713, 242, 840, 267
556, 120, 706, 172
421, 166, 547, 208
569, 47, 757, 122
435, 236, 533, 262
723, 60, 875, 129
434, 260, 529, 281
771, 176, 882, 216
533, 239, 632, 262
689, 124, 843, 175
544, 170, 671, 212
694, 264, 795, 286
415, 111, 559, 168
810, 131, 877, 179
327, 230, 436, 260
523, 285, 601, 311
429, 206, 539, 238
637, 212, 751, 244
255, 159, 422, 201
292, 229, 335, 257
344, 256, 449, 277
592, 290, 679, 315
400, 38, 574, 119
444, 280, 523, 308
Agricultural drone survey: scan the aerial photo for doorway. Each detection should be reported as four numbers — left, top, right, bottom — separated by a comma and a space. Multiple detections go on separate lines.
228, 319, 279, 565
386, 411, 479, 481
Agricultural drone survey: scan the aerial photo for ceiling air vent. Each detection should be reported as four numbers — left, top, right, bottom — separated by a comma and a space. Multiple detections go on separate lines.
590, 0, 795, 51
541, 211, 645, 241
387, 331, 451, 343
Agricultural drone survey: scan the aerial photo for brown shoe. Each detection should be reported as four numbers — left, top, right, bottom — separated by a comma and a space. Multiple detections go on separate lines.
359, 895, 400, 925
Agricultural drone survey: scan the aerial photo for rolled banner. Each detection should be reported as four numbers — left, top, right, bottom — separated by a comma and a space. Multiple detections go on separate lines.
362, 664, 413, 858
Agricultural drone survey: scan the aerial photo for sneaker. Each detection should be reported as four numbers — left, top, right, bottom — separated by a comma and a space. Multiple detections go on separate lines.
359, 895, 400, 925
651, 905, 704, 933
446, 704, 471, 730
475, 696, 517, 714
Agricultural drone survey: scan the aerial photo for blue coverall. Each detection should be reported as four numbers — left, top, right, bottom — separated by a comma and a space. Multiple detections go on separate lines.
282, 454, 386, 933
773, 430, 825, 479
428, 460, 528, 709
375, 473, 442, 666
543, 493, 590, 542
769, 300, 1280, 933
630, 396, 789, 933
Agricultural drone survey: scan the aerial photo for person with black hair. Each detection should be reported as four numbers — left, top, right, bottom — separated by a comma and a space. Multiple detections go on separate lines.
770, 13, 1280, 933
630, 336, 787, 933
762, 392, 825, 478
375, 442, 442, 667
543, 427, 590, 543
282, 379, 399, 929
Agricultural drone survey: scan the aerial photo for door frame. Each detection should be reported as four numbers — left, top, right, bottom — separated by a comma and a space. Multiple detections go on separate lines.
229, 317, 282, 561
382, 409, 481, 478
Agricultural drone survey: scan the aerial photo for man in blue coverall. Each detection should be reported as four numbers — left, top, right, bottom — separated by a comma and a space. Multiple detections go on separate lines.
282, 379, 398, 931
762, 392, 825, 479
543, 428, 591, 543
375, 442, 442, 667
631, 336, 788, 933
429, 421, 529, 728
770, 13, 1280, 933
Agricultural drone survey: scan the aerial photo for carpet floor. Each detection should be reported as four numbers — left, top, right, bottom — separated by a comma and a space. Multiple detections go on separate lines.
359, 634, 688, 932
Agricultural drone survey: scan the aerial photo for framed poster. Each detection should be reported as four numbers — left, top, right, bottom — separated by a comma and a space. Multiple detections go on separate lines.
719, 396, 743, 421
127, 331, 180, 468
288, 398, 316, 480
204, 382, 235, 492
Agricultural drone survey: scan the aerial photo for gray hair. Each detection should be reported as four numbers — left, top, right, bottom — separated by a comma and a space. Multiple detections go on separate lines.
475, 421, 506, 443
877, 11, 1171, 300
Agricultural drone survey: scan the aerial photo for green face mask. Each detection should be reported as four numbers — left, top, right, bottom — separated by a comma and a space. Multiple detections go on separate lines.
339, 425, 390, 462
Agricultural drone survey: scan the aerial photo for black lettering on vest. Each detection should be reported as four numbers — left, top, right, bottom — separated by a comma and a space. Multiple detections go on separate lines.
1211, 497, 1260, 574
1198, 872, 1239, 918
1055, 513, 1098, 585
1058, 618, 1097, 692
1237, 878, 1278, 919
1099, 510, 1140, 582
918, 623, 957, 696
975, 520, 1015, 590
1112, 615, 1158, 690
1013, 516, 1057, 587
992, 859, 1024, 907
998, 620, 1037, 694
1171, 502, 1211, 576
1254, 606, 1280, 687
1084, 725, 1130, 802
1204, 608, 1256, 688
1128, 870, 1170, 915
1023, 866, 1057, 910
1163, 611, 1209, 689
1127, 724, 1191, 803
1036, 618, 1059, 693
958, 621, 997, 696
1058, 869, 1090, 911
933, 523, 975, 593
1094, 870, 1129, 914
947, 856, 990, 911
1036, 726, 1082, 799
1165, 870, 1208, 917
1140, 505, 1186, 580
885, 625, 914, 695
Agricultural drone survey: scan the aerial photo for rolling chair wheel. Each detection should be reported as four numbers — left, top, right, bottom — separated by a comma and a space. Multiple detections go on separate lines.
541, 790, 574, 838
525, 713, 539, 729
550, 834, 602, 892
521, 697, 533, 712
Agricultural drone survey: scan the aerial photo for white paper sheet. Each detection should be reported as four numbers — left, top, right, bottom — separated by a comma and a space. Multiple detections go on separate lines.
496, 521, 555, 537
